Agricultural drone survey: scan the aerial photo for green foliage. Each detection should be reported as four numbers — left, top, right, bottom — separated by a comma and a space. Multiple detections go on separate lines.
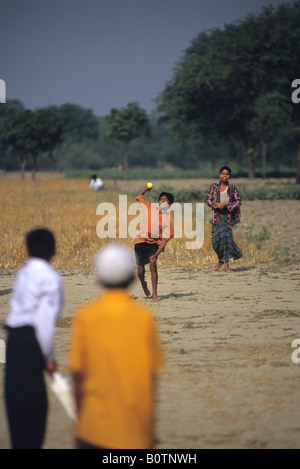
249, 92, 291, 140
149, 185, 300, 203
238, 185, 300, 200
0, 106, 62, 178
0, 109, 33, 160
58, 103, 99, 141
157, 1, 300, 179
105, 102, 150, 143
64, 164, 296, 181
0, 99, 25, 121
105, 102, 151, 179
2, 0, 300, 181
52, 103, 99, 172
66, 168, 193, 180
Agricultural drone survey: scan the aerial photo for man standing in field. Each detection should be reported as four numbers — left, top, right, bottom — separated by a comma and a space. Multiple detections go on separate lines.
134, 184, 174, 302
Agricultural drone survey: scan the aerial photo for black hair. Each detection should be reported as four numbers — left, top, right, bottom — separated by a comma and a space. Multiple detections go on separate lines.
26, 228, 56, 260
219, 166, 231, 175
91, 174, 97, 179
158, 191, 174, 205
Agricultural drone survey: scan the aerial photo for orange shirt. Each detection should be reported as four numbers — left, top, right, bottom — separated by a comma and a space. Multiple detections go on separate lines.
70, 289, 164, 449
134, 195, 174, 245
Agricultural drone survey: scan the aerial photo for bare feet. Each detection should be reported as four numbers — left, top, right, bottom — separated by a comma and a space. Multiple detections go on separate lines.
214, 261, 224, 271
152, 294, 160, 303
224, 263, 233, 273
141, 281, 151, 297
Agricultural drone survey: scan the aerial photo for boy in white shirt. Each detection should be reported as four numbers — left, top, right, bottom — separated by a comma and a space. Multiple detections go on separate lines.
90, 174, 104, 191
4, 228, 64, 449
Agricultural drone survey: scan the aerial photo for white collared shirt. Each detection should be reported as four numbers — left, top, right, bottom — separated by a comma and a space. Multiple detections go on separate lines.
90, 178, 103, 191
5, 257, 64, 361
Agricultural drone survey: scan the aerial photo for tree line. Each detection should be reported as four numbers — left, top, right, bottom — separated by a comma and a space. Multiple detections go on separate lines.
0, 1, 299, 181
157, 0, 300, 183
0, 100, 242, 179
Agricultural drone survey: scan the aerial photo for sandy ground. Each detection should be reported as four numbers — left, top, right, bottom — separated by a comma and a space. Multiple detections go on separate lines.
0, 199, 300, 449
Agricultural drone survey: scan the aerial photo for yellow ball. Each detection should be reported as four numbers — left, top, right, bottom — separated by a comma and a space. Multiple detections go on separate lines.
147, 182, 153, 189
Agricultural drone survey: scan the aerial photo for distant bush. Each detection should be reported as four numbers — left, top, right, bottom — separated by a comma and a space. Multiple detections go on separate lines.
238, 186, 300, 201
64, 166, 296, 181
65, 168, 209, 180
150, 185, 300, 202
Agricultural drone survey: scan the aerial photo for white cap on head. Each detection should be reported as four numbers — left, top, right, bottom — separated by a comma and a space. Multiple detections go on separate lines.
94, 244, 135, 286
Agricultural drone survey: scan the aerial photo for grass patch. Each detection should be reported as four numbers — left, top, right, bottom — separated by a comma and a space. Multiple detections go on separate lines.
255, 310, 300, 319
0, 175, 285, 272
150, 185, 300, 202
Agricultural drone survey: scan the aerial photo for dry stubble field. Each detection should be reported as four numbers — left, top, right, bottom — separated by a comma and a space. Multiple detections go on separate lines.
0, 173, 300, 449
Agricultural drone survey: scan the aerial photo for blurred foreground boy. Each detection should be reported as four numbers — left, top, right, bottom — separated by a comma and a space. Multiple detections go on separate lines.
4, 228, 64, 449
70, 244, 164, 449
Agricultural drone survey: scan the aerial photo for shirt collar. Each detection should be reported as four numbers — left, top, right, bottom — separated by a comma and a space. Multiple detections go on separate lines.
102, 289, 133, 299
218, 181, 231, 189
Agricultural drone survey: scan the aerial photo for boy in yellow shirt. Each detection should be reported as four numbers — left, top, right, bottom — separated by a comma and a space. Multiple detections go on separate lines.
70, 244, 164, 449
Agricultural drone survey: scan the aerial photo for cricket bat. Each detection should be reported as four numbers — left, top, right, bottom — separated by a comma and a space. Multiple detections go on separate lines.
50, 372, 77, 422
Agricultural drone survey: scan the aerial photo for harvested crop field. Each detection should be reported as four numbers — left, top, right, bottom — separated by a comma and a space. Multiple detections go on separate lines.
0, 173, 299, 449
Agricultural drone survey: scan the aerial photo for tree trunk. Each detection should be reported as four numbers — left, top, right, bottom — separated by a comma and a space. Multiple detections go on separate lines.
260, 139, 268, 179
56, 140, 71, 173
32, 155, 37, 180
248, 156, 256, 178
20, 158, 26, 180
123, 142, 129, 180
57, 152, 65, 173
246, 147, 257, 179
211, 157, 217, 172
297, 138, 300, 184
236, 157, 241, 175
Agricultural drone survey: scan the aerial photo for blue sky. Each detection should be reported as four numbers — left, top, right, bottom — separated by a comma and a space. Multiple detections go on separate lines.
0, 0, 294, 116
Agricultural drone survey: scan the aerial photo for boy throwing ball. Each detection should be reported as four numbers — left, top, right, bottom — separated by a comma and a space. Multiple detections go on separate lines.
134, 184, 174, 302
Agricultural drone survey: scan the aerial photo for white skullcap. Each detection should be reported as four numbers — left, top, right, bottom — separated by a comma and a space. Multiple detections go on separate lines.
94, 244, 135, 286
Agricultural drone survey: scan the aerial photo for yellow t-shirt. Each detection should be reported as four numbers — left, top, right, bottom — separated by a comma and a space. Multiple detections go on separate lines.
70, 289, 164, 449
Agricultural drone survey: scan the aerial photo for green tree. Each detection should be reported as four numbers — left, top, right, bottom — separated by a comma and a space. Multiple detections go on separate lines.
0, 110, 32, 178
0, 107, 62, 179
0, 99, 25, 170
0, 99, 25, 121
157, 1, 300, 179
55, 103, 99, 172
249, 92, 291, 178
105, 102, 151, 179
157, 24, 258, 173
29, 107, 63, 179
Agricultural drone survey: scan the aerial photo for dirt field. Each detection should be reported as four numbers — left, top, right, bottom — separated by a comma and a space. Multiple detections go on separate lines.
0, 182, 300, 449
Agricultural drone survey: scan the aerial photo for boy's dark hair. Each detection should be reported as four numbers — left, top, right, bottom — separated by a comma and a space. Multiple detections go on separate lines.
219, 166, 231, 175
26, 228, 56, 260
158, 192, 174, 205
91, 174, 97, 179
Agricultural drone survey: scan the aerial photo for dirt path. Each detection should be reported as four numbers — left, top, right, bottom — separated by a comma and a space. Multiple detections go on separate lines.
1, 264, 300, 449
0, 197, 299, 449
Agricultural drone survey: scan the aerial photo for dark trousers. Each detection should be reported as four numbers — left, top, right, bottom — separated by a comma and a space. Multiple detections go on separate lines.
4, 326, 48, 449
77, 439, 108, 449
